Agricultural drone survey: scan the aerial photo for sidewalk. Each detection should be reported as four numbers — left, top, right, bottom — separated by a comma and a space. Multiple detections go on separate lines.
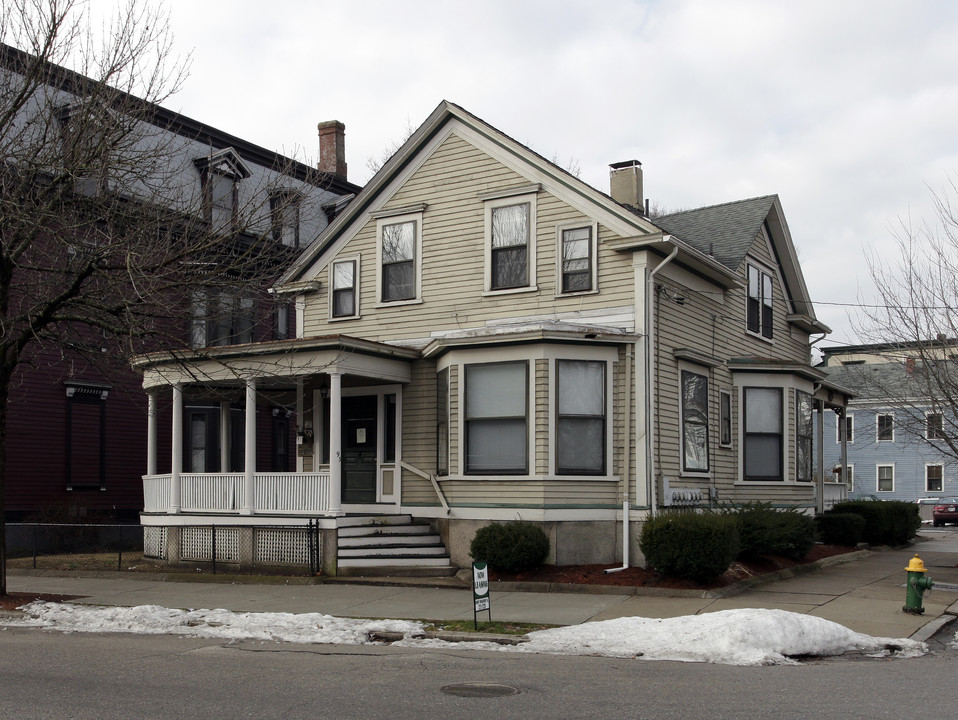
6, 531, 958, 641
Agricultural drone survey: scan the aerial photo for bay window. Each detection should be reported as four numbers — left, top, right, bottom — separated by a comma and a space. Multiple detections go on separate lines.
743, 387, 783, 481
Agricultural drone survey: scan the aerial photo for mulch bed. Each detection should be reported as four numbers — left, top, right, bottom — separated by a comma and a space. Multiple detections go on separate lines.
0, 592, 84, 612
489, 544, 856, 589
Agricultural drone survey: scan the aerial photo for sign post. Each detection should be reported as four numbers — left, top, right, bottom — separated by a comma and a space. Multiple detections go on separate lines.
472, 561, 491, 630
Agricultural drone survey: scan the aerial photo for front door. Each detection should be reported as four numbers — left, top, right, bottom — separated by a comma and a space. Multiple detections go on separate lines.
342, 395, 378, 503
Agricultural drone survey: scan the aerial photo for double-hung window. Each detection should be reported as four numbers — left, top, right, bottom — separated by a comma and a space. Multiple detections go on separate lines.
743, 387, 783, 481
877, 464, 894, 492
375, 207, 423, 304
483, 189, 538, 292
190, 289, 254, 348
331, 258, 358, 318
877, 413, 894, 442
926, 464, 944, 493
559, 225, 595, 293
746, 263, 774, 339
556, 360, 606, 475
381, 221, 415, 301
491, 203, 530, 289
837, 414, 854, 443
719, 390, 732, 447
927, 412, 945, 440
437, 368, 449, 476
680, 369, 709, 472
270, 192, 301, 247
796, 391, 813, 482
464, 362, 528, 474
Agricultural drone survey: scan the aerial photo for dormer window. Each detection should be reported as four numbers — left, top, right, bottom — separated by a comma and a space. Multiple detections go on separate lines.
271, 191, 301, 247
194, 148, 251, 234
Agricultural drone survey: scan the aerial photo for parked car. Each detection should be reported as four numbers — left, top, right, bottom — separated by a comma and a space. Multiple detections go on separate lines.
932, 498, 958, 527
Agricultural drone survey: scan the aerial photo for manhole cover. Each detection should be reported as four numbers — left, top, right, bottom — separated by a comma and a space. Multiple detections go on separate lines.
441, 683, 521, 698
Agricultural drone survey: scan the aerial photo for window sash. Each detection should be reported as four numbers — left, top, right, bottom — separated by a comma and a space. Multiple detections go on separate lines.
465, 362, 527, 474
557, 360, 605, 475
561, 226, 592, 293
720, 391, 732, 447
877, 414, 894, 441
877, 465, 894, 492
927, 413, 944, 440
490, 203, 529, 289
796, 391, 813, 482
381, 221, 416, 301
332, 261, 356, 317
681, 370, 709, 472
838, 415, 854, 443
746, 264, 773, 339
743, 387, 783, 481
927, 465, 944, 492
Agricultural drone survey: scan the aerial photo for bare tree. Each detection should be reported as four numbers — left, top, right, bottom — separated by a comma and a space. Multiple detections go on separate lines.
851, 180, 958, 461
0, 0, 311, 594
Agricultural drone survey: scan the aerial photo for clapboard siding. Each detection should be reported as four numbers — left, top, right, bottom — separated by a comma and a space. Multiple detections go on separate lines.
303, 133, 638, 342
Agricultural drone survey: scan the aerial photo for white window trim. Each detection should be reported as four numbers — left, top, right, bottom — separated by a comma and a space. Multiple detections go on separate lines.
926, 462, 944, 493
461, 360, 531, 476
837, 413, 854, 444
745, 260, 775, 344
555, 220, 599, 297
835, 463, 854, 491
678, 362, 711, 477
375, 211, 423, 306
483, 192, 538, 295
719, 389, 733, 448
876, 412, 894, 442
876, 463, 895, 493
329, 254, 361, 321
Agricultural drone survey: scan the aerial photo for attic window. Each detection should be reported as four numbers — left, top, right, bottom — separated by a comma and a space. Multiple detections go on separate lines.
746, 263, 773, 340
194, 148, 252, 233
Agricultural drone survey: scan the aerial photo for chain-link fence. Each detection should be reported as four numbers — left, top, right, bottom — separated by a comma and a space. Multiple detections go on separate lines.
6, 521, 323, 575
6, 523, 143, 572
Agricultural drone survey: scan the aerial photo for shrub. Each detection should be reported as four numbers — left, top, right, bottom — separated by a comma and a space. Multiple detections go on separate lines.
469, 521, 550, 573
831, 500, 921, 546
727, 502, 816, 561
815, 512, 865, 546
639, 512, 739, 584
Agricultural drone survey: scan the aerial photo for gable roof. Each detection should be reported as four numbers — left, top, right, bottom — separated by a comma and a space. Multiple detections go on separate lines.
655, 196, 777, 272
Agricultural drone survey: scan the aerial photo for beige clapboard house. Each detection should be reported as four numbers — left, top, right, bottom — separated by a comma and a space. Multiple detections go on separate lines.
136, 101, 851, 574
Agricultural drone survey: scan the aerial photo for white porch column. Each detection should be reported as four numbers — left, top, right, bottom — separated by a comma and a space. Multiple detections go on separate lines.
146, 392, 157, 477
328, 371, 343, 516
816, 399, 825, 514
170, 383, 183, 514
242, 378, 257, 515
220, 401, 231, 473
295, 380, 304, 473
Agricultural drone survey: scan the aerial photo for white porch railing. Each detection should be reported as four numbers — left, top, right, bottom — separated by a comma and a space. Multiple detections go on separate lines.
143, 473, 332, 515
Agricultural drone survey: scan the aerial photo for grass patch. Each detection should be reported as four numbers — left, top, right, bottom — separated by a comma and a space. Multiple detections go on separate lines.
423, 619, 556, 635
7, 552, 145, 571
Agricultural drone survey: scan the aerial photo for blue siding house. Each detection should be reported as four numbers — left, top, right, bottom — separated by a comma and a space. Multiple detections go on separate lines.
820, 342, 957, 503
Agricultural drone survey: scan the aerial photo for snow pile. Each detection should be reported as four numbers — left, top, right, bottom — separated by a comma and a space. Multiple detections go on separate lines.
7, 602, 424, 646
3, 603, 925, 666
516, 609, 925, 665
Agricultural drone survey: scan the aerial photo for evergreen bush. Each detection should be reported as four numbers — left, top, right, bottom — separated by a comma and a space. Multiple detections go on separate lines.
815, 512, 865, 547
728, 502, 816, 561
639, 512, 739, 584
831, 500, 921, 546
469, 521, 550, 573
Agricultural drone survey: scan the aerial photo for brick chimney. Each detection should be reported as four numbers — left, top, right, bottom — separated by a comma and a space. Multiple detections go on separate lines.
318, 120, 347, 180
610, 160, 643, 213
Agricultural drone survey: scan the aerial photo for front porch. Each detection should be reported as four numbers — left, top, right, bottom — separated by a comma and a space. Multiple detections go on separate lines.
135, 336, 454, 575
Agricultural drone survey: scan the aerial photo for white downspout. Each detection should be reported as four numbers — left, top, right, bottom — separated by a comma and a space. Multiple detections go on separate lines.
646, 243, 679, 519
607, 241, 677, 573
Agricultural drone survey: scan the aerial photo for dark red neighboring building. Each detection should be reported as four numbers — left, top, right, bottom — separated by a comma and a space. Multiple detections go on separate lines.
2, 43, 358, 522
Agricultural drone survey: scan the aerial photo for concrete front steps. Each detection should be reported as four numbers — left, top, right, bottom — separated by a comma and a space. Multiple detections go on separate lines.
336, 515, 457, 577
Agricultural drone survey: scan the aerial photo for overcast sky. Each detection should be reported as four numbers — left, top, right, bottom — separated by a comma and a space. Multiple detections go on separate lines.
92, 0, 958, 345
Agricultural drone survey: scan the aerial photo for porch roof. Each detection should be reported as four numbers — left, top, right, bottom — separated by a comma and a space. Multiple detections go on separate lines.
134, 334, 419, 390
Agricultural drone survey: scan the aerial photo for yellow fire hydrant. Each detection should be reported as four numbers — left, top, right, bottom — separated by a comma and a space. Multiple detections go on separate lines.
903, 554, 933, 614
